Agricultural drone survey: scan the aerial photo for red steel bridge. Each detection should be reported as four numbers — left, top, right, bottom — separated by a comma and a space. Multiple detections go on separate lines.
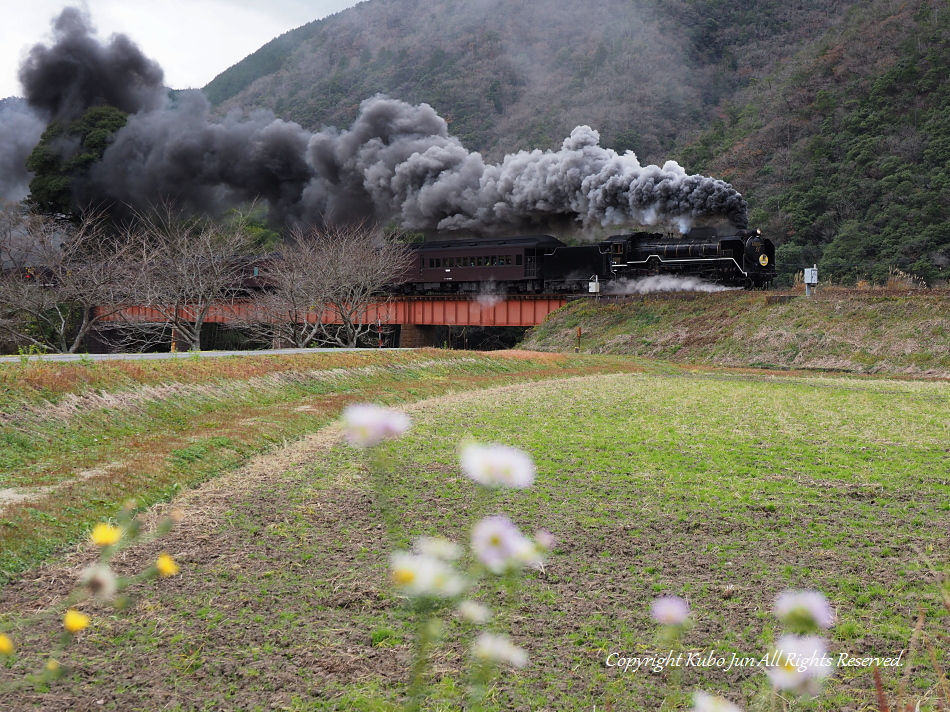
102, 295, 569, 348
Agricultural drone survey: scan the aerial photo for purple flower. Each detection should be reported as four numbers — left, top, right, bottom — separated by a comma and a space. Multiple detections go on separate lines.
692, 691, 743, 712
471, 515, 540, 574
651, 595, 690, 626
342, 404, 410, 447
460, 442, 536, 489
766, 634, 834, 695
775, 590, 834, 629
473, 632, 528, 668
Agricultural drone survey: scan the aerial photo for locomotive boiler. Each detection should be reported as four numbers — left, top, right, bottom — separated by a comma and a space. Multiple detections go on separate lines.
397, 226, 776, 294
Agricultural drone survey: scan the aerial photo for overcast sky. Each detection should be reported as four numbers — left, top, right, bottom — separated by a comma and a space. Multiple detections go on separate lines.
1, 0, 361, 99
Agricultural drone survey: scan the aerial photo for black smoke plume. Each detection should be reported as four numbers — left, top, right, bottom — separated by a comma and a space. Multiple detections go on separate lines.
300, 99, 747, 230
18, 7, 164, 123
91, 94, 747, 231
12, 8, 748, 233
0, 99, 44, 202
87, 91, 313, 219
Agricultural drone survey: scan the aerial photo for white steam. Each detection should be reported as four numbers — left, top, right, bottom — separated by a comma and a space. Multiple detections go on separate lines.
607, 275, 738, 294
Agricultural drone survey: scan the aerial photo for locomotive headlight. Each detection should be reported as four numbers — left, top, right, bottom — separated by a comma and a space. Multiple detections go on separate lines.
759, 254, 769, 266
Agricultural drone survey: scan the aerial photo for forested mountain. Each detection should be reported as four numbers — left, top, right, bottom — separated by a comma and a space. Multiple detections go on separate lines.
204, 0, 950, 285
205, 0, 854, 163
688, 0, 950, 284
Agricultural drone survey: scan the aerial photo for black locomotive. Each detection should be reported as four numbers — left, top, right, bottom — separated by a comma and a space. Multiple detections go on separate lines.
398, 226, 776, 294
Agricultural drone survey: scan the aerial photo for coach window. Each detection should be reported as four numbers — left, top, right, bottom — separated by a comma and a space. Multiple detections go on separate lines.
516, 254, 523, 266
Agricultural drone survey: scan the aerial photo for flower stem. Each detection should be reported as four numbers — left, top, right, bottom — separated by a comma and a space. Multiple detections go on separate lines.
368, 448, 401, 546
404, 616, 435, 712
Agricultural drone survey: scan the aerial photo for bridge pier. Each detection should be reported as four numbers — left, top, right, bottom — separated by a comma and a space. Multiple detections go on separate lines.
398, 324, 438, 348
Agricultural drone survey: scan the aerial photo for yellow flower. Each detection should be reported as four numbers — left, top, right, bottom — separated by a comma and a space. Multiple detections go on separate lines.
63, 609, 90, 633
156, 553, 179, 577
392, 568, 416, 586
0, 633, 14, 656
46, 659, 60, 672
91, 522, 122, 547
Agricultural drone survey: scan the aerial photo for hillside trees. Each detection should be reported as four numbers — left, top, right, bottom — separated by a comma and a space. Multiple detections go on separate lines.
209, 0, 855, 163
688, 0, 950, 285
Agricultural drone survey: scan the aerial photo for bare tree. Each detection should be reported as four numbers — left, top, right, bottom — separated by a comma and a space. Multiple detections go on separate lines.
243, 222, 412, 349
309, 223, 413, 349
0, 205, 136, 354
127, 205, 263, 351
238, 233, 329, 349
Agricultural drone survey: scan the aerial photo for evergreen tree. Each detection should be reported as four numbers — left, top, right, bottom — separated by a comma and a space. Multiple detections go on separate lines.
25, 105, 128, 216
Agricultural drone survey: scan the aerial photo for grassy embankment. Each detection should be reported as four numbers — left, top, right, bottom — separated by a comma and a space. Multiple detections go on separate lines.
1, 358, 948, 710
0, 349, 642, 583
521, 290, 950, 376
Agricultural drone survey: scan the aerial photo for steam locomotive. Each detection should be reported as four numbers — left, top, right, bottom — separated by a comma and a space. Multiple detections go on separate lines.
398, 226, 776, 294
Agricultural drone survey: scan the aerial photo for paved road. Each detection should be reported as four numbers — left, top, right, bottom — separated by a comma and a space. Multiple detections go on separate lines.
0, 348, 412, 364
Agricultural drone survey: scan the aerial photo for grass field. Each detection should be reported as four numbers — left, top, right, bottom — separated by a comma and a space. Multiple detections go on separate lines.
0, 349, 641, 583
1, 354, 948, 710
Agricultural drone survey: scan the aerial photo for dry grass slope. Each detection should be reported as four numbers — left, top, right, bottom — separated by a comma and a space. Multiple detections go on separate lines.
522, 290, 950, 377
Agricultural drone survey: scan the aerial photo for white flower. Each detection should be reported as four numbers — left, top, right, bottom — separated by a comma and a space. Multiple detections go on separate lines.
471, 515, 541, 574
766, 634, 834, 695
473, 632, 528, 668
342, 404, 410, 447
692, 691, 743, 712
775, 590, 834, 629
79, 563, 118, 601
458, 600, 492, 624
651, 595, 690, 626
460, 443, 535, 489
413, 536, 462, 561
390, 551, 467, 598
